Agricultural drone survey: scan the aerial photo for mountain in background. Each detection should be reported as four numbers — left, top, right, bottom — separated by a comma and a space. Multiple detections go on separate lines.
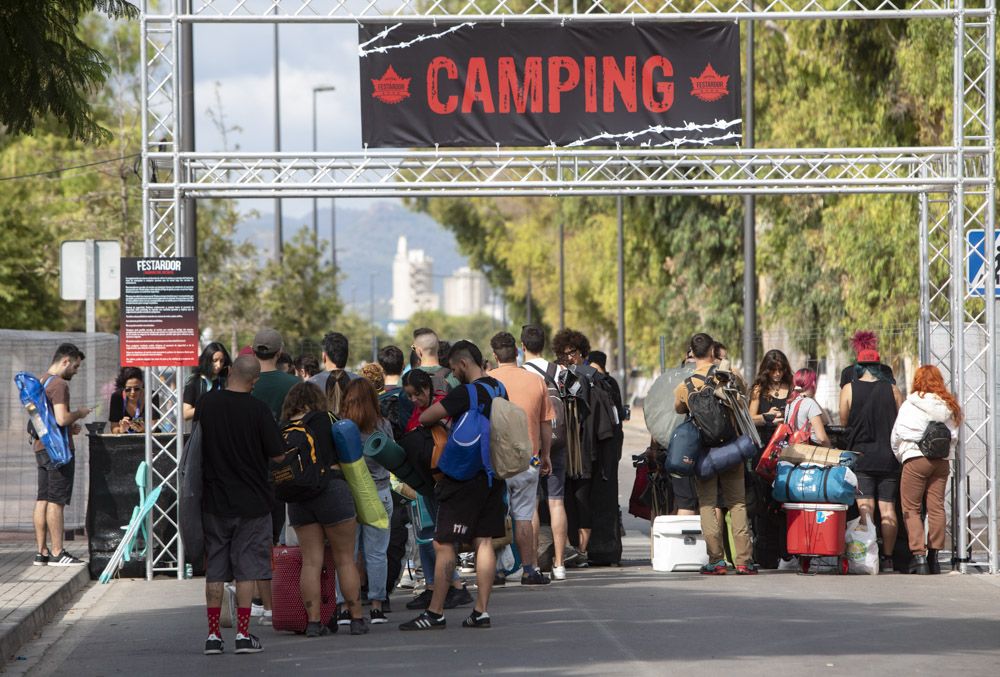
236, 201, 469, 325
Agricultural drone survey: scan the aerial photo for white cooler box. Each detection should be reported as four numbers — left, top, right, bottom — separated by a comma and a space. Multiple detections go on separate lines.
651, 515, 708, 572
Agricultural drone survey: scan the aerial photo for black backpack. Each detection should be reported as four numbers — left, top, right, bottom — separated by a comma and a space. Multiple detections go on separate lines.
684, 367, 737, 447
379, 388, 414, 442
918, 421, 952, 459
427, 367, 454, 397
524, 362, 568, 450
272, 413, 332, 503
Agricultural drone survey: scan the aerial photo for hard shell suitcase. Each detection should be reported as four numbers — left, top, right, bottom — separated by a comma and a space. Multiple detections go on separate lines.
271, 545, 337, 633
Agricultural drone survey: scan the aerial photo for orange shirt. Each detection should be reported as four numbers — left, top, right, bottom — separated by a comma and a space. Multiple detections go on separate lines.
488, 364, 555, 453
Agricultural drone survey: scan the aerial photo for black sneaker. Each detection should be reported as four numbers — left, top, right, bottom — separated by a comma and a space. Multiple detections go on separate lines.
399, 611, 446, 631
337, 606, 352, 626
462, 610, 491, 628
203, 634, 224, 655
879, 556, 895, 574
406, 589, 434, 610
493, 573, 506, 587
33, 552, 49, 566
305, 621, 329, 638
49, 550, 85, 567
444, 584, 473, 609
520, 570, 550, 586
350, 618, 369, 635
233, 633, 263, 654
369, 608, 387, 624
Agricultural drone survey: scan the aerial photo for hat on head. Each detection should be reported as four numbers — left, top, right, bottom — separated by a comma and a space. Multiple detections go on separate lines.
238, 345, 254, 356
252, 328, 282, 355
856, 348, 881, 364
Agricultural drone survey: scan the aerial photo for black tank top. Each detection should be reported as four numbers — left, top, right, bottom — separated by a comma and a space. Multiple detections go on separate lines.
847, 379, 899, 474
758, 390, 788, 442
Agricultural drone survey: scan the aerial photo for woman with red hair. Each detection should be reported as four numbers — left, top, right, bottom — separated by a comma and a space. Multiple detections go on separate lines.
890, 365, 961, 574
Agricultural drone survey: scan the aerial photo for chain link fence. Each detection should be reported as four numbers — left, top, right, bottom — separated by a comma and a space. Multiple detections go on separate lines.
0, 330, 120, 536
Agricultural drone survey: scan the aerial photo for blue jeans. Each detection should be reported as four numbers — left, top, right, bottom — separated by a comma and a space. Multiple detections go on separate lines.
336, 486, 393, 603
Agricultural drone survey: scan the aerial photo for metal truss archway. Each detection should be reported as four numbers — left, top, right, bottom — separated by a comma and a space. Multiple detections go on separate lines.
139, 0, 996, 576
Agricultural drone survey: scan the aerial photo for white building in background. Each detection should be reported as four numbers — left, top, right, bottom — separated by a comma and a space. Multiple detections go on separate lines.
443, 266, 490, 317
391, 236, 439, 321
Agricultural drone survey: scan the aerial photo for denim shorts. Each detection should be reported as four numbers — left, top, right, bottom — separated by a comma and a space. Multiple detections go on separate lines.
287, 477, 356, 527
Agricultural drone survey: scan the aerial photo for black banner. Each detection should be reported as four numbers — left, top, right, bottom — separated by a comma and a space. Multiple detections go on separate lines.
120, 257, 199, 367
359, 22, 741, 149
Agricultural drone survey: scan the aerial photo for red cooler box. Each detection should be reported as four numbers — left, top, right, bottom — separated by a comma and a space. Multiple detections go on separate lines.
784, 503, 847, 557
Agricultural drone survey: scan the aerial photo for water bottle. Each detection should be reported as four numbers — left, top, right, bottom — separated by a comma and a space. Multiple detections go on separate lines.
184, 563, 193, 579
25, 402, 49, 438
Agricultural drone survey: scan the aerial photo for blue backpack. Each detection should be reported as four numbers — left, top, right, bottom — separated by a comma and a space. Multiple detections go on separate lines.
438, 383, 505, 482
15, 372, 73, 467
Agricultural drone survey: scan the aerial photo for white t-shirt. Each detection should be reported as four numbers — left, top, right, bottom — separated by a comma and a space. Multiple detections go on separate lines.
523, 357, 561, 383
784, 396, 824, 444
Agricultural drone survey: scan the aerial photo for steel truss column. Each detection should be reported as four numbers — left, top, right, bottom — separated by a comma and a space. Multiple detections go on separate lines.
141, 1, 185, 580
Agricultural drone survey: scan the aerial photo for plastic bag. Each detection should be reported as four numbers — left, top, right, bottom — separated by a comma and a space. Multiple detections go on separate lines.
845, 516, 879, 575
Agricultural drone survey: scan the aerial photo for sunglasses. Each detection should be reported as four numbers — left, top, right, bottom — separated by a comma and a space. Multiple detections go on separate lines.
123, 386, 143, 393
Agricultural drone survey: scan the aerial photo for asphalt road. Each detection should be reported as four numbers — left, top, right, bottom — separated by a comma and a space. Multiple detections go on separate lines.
10, 421, 1000, 676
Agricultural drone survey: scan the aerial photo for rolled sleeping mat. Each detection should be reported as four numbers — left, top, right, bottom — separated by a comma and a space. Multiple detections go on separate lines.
363, 430, 433, 496
694, 435, 756, 481
331, 418, 363, 463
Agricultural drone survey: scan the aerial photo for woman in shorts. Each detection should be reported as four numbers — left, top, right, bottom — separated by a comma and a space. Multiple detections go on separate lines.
280, 383, 365, 636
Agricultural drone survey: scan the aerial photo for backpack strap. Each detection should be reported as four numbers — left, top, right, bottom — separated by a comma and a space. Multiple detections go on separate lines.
685, 372, 708, 396
525, 362, 558, 389
466, 384, 480, 412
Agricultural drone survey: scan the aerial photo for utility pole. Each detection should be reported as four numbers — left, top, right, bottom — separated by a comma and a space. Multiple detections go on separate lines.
273, 11, 282, 260
558, 219, 565, 330
742, 2, 757, 375
312, 85, 336, 245
616, 196, 627, 404
526, 271, 533, 325
179, 0, 196, 259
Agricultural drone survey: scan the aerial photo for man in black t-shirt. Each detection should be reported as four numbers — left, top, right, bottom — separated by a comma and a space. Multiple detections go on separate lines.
196, 355, 284, 656
399, 341, 506, 632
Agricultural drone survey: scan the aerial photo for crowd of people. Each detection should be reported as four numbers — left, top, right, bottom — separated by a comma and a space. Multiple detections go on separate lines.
181, 323, 625, 654
25, 324, 963, 657
656, 329, 960, 577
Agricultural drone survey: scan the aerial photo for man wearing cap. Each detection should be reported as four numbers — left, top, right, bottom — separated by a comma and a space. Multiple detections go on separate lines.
250, 328, 301, 422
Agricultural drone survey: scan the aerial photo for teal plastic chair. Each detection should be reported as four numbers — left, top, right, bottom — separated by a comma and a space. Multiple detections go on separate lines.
100, 462, 163, 584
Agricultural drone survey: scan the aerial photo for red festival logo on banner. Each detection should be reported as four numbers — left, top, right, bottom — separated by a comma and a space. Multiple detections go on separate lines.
372, 65, 411, 104
689, 64, 730, 103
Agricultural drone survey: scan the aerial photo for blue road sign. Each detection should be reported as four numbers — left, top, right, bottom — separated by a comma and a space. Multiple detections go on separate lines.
967, 229, 1000, 297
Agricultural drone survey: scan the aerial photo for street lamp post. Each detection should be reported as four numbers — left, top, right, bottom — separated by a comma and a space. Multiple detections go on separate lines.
312, 85, 336, 248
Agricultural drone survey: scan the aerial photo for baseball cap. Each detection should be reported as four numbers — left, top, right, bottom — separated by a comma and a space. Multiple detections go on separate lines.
252, 328, 283, 354
856, 348, 881, 364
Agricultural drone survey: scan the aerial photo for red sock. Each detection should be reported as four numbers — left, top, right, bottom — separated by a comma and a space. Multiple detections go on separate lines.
207, 607, 221, 637
237, 607, 251, 636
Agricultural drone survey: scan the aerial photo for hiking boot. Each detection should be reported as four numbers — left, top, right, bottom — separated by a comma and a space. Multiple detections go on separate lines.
49, 550, 85, 567
462, 610, 491, 628
305, 621, 329, 637
551, 566, 566, 581
520, 570, 550, 585
337, 606, 352, 626
444, 584, 473, 609
33, 552, 49, 566
399, 611, 446, 631
234, 633, 263, 654
203, 634, 224, 655
700, 560, 727, 575
406, 589, 434, 610
350, 618, 369, 635
736, 564, 758, 576
369, 608, 387, 624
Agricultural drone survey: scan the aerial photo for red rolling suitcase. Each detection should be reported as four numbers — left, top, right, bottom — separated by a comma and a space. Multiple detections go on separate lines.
271, 545, 337, 633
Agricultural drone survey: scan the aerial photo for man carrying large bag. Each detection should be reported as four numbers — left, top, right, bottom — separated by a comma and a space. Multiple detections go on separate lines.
674, 333, 755, 576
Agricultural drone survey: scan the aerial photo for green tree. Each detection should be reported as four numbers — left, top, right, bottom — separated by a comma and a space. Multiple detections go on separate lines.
0, 1, 138, 142
260, 227, 342, 349
393, 310, 509, 363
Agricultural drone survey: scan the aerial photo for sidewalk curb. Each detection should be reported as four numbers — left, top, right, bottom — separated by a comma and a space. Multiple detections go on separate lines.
0, 566, 90, 669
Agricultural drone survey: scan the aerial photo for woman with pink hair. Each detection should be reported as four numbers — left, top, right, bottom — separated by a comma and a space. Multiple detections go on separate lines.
840, 331, 896, 387
783, 368, 832, 447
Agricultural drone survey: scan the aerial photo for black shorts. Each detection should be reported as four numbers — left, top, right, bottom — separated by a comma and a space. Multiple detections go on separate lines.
36, 453, 74, 506
855, 470, 899, 503
202, 513, 273, 583
670, 474, 698, 511
433, 472, 506, 543
287, 477, 356, 527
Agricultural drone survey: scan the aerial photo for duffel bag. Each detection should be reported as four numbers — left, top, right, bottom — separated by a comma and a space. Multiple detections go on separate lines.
694, 435, 756, 480
772, 462, 857, 505
663, 419, 704, 477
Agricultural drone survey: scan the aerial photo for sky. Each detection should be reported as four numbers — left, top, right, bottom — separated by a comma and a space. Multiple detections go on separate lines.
192, 21, 391, 217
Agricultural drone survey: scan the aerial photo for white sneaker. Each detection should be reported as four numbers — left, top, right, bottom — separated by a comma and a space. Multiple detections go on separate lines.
250, 602, 265, 617
552, 566, 566, 581
259, 609, 272, 626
